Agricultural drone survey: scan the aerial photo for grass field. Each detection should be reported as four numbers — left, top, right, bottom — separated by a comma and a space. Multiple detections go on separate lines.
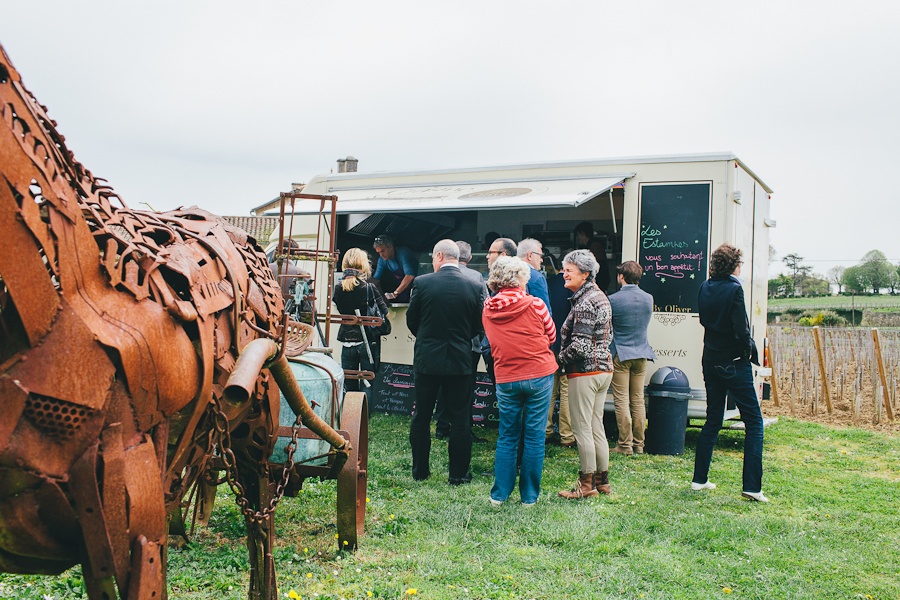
768, 295, 900, 311
1, 414, 898, 600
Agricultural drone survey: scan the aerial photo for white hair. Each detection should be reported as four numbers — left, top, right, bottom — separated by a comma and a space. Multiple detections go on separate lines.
517, 238, 542, 259
433, 238, 460, 260
562, 249, 599, 279
487, 256, 530, 292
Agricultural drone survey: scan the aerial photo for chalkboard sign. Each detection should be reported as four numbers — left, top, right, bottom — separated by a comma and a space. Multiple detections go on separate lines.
471, 373, 498, 427
638, 183, 711, 313
369, 363, 416, 416
367, 362, 499, 427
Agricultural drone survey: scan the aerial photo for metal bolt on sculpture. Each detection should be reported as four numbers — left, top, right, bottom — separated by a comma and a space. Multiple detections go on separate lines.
0, 42, 352, 599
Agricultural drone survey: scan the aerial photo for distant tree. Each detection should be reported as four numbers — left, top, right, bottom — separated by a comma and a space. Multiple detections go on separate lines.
782, 253, 810, 295
842, 265, 866, 294
802, 274, 829, 296
888, 264, 900, 295
858, 250, 892, 293
826, 265, 845, 294
768, 274, 794, 298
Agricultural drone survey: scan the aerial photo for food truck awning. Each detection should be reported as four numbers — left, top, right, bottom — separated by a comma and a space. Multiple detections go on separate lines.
280, 175, 630, 214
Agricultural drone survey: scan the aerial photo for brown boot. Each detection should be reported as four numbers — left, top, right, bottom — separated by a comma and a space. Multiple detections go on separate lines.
558, 472, 599, 500
593, 470, 612, 495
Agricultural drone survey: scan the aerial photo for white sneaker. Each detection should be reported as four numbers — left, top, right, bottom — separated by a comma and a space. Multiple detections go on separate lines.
742, 490, 769, 503
489, 498, 503, 507
691, 481, 717, 491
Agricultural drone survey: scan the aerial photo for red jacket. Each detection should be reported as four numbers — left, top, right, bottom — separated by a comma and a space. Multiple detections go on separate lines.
482, 288, 557, 384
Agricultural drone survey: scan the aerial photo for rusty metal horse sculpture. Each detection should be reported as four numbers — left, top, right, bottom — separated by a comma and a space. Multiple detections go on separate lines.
0, 43, 348, 599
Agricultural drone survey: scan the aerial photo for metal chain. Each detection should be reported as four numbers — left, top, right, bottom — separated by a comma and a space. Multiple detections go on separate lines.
208, 377, 306, 525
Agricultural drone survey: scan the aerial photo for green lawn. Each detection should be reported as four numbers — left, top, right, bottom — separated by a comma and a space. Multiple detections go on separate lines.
2, 415, 898, 599
768, 295, 900, 311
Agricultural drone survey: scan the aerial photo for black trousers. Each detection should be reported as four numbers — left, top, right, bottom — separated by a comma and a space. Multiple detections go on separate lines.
435, 351, 480, 435
410, 372, 473, 481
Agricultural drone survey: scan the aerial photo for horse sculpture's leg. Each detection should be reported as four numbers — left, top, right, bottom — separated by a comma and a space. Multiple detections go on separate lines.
227, 385, 280, 600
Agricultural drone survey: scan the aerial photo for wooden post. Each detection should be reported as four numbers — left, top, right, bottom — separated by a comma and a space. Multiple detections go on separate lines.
812, 326, 833, 413
766, 341, 780, 407
871, 328, 895, 421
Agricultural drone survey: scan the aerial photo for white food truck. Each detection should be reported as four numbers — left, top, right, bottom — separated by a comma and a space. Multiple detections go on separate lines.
274, 153, 774, 421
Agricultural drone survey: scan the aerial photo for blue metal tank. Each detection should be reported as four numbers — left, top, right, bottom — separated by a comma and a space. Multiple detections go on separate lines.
271, 351, 345, 466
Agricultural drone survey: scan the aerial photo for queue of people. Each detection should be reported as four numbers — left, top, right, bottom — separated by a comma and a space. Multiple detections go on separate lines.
316, 236, 766, 505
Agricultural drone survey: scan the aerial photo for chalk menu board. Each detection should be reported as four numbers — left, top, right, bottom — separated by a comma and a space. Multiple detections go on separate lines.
368, 363, 499, 427
369, 363, 416, 416
638, 183, 711, 314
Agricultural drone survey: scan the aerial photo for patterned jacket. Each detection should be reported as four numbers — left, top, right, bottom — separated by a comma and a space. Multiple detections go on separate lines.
558, 280, 613, 375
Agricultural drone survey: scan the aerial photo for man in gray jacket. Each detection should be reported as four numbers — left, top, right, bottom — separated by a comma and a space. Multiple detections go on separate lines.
608, 261, 656, 455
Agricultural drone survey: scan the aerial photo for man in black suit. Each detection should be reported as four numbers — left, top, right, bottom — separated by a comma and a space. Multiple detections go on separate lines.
407, 239, 485, 485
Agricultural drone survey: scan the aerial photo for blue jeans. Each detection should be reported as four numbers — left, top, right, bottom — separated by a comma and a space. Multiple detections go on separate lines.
692, 359, 764, 493
491, 374, 554, 504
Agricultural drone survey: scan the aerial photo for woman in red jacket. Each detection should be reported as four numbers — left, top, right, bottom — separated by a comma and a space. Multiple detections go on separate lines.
483, 257, 557, 506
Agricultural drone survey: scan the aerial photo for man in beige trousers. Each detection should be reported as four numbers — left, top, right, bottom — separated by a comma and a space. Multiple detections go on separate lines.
608, 261, 656, 455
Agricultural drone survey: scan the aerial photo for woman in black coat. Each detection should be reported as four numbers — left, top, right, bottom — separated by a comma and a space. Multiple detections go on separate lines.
691, 243, 767, 502
333, 248, 389, 392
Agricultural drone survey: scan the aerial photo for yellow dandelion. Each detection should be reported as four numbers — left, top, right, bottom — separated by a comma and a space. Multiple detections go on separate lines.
723, 587, 732, 594
288, 591, 301, 599
367, 592, 373, 598
366, 497, 371, 503
390, 514, 395, 520
306, 573, 313, 578
406, 588, 417, 596
335, 533, 340, 539
343, 540, 349, 546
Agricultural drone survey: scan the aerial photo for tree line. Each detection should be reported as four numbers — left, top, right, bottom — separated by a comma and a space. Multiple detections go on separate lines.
769, 249, 900, 297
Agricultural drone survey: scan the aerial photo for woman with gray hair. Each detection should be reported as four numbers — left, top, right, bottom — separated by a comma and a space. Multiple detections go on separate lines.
556, 249, 614, 499
482, 257, 557, 506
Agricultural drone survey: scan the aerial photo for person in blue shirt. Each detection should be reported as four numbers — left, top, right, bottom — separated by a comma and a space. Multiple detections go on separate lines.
516, 238, 551, 310
372, 235, 418, 303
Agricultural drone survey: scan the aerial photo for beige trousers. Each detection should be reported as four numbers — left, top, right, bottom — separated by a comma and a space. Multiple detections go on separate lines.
610, 356, 648, 451
567, 372, 613, 473
545, 369, 574, 443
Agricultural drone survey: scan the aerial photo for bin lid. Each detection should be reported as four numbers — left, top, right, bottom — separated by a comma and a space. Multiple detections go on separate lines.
648, 366, 691, 393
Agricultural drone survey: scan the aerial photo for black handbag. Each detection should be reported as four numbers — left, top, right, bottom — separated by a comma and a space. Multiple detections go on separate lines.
366, 284, 391, 337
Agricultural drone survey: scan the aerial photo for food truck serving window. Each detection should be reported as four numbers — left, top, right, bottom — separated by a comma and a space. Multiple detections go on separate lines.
638, 182, 711, 314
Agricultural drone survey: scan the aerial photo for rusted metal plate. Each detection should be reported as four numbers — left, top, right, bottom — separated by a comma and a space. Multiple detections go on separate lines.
7, 300, 114, 409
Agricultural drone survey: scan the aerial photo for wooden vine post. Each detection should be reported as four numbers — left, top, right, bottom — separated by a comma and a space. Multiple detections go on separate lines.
871, 328, 895, 421
812, 326, 833, 413
765, 329, 779, 406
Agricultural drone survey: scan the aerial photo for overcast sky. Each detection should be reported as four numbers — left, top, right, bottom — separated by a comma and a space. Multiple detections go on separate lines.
3, 1, 899, 276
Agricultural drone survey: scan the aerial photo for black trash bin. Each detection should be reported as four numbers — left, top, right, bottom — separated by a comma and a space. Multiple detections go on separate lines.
645, 367, 692, 455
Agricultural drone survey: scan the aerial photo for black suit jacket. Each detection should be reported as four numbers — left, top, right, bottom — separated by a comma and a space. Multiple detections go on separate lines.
406, 265, 484, 376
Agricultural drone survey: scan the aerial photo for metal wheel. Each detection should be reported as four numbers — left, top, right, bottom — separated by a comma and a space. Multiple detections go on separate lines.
336, 391, 368, 550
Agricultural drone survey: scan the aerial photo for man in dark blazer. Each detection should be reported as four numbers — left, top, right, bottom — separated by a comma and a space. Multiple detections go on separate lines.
407, 239, 485, 484
434, 241, 489, 440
